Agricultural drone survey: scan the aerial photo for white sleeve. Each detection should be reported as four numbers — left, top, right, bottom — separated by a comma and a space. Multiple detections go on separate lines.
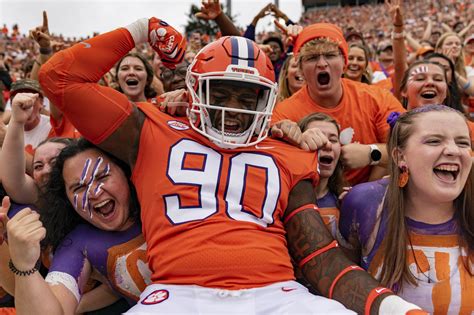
45, 271, 81, 302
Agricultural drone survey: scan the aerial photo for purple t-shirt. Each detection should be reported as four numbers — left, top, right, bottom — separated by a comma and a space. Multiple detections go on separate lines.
46, 222, 150, 303
339, 178, 459, 269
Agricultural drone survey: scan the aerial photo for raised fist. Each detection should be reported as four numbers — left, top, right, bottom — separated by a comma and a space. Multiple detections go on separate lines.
11, 93, 39, 125
148, 18, 186, 69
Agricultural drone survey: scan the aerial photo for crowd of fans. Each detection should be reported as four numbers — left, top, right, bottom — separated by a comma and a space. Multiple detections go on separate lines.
0, 0, 473, 314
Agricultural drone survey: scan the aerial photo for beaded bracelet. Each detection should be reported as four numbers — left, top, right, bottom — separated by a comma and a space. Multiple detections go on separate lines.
8, 259, 38, 276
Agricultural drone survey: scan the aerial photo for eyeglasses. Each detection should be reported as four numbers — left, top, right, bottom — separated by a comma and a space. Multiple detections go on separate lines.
160, 66, 188, 81
301, 51, 341, 63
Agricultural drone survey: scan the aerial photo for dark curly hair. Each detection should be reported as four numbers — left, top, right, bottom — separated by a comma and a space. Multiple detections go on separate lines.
39, 138, 140, 251
115, 52, 157, 99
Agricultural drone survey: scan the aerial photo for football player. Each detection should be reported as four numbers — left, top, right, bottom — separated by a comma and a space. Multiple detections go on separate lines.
18, 17, 426, 314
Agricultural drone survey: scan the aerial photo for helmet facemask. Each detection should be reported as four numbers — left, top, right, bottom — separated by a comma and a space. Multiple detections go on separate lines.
186, 67, 277, 149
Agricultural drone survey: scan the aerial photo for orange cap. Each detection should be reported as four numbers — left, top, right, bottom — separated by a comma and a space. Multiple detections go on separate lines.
293, 23, 349, 65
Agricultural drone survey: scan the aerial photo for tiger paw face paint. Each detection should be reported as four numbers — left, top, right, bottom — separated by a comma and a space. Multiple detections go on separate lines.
403, 63, 447, 110
63, 149, 133, 231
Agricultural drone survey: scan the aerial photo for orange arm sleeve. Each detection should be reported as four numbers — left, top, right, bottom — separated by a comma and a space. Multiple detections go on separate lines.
39, 28, 135, 144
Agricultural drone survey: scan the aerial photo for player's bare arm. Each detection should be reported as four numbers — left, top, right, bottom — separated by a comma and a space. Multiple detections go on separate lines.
99, 105, 145, 169
284, 180, 388, 315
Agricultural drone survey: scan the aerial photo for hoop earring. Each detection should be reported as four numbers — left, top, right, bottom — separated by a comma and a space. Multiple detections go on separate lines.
398, 166, 409, 188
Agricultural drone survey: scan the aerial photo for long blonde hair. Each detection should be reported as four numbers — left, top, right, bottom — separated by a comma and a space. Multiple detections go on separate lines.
435, 32, 467, 79
380, 105, 474, 289
277, 55, 296, 102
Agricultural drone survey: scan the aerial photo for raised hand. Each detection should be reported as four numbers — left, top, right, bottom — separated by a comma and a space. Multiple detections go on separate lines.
300, 128, 331, 152
6, 207, 45, 271
258, 44, 273, 55
385, 0, 403, 27
275, 21, 302, 45
157, 89, 189, 116
11, 93, 39, 125
148, 18, 187, 69
442, 46, 456, 62
256, 3, 272, 20
195, 0, 222, 21
270, 119, 302, 147
269, 4, 289, 22
29, 11, 51, 50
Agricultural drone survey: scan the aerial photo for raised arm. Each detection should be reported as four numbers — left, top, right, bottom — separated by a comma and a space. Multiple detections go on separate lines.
405, 32, 422, 52
284, 180, 422, 314
6, 207, 86, 315
0, 93, 39, 204
243, 3, 272, 40
421, 18, 432, 42
458, 21, 473, 39
386, 0, 407, 100
29, 11, 53, 82
28, 11, 66, 127
195, 0, 240, 36
39, 18, 185, 167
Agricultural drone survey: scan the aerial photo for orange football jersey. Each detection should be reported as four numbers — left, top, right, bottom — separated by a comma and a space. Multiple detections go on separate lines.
132, 102, 318, 290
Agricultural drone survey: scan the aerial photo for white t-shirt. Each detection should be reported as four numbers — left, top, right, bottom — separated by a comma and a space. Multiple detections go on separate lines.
23, 114, 51, 149
466, 66, 474, 79
371, 71, 388, 84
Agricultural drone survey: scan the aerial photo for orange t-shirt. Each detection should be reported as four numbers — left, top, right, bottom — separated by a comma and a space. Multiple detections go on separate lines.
49, 115, 81, 139
273, 79, 405, 185
373, 78, 393, 92
132, 102, 318, 289
370, 61, 395, 81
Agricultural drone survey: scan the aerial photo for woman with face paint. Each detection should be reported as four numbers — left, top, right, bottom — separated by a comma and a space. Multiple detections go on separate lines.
339, 105, 474, 313
0, 93, 140, 313
399, 60, 474, 141
3, 137, 148, 314
399, 61, 451, 111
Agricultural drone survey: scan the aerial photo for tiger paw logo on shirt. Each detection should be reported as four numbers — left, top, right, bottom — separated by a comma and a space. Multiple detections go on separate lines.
141, 289, 169, 305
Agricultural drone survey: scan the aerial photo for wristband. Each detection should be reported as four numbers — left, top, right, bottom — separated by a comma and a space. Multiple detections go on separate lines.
298, 240, 338, 268
328, 265, 364, 299
283, 204, 318, 225
8, 259, 38, 277
364, 287, 392, 315
39, 46, 52, 55
391, 31, 405, 40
